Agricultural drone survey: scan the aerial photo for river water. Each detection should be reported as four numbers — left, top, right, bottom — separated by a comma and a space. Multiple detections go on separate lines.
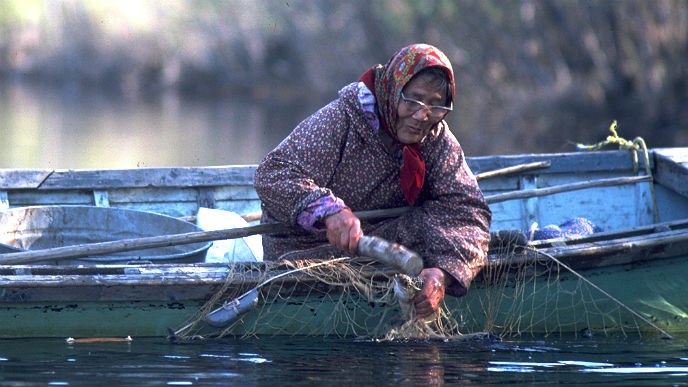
0, 82, 324, 169
1, 334, 687, 386
0, 81, 492, 170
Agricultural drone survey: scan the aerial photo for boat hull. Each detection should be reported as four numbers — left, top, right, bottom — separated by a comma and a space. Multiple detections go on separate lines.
456, 253, 688, 337
0, 148, 687, 338
1, 252, 687, 339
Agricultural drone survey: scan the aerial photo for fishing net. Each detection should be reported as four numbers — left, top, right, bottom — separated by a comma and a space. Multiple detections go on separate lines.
454, 247, 647, 338
171, 233, 668, 341
173, 258, 433, 340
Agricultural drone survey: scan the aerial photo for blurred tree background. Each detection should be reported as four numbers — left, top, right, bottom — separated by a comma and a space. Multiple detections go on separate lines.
1, 0, 686, 156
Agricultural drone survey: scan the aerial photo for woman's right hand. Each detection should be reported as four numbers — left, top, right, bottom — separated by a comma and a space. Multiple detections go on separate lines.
324, 208, 362, 253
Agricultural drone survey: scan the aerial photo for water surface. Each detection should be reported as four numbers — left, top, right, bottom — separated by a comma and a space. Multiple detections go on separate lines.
0, 82, 323, 169
1, 334, 686, 386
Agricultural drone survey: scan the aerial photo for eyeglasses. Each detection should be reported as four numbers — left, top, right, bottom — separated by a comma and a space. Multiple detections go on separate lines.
400, 92, 453, 118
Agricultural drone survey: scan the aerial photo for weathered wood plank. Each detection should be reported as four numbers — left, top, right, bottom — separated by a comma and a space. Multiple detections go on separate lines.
536, 228, 688, 270
467, 150, 650, 175
488, 201, 525, 230
4, 185, 260, 217
654, 147, 688, 163
6, 190, 95, 207
212, 185, 260, 201
528, 185, 649, 232
654, 147, 688, 199
0, 166, 258, 190
0, 150, 655, 191
0, 170, 53, 189
107, 187, 203, 204
0, 191, 8, 210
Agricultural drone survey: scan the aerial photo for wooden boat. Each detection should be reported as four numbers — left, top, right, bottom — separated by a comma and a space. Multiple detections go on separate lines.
0, 146, 686, 339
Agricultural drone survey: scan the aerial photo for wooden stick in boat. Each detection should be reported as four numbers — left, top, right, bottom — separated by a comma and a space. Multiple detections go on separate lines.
485, 175, 652, 204
296, 175, 654, 220
0, 223, 288, 265
0, 209, 422, 274
475, 160, 551, 181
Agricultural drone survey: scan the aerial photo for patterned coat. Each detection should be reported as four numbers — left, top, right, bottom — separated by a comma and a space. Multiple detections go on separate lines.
254, 82, 491, 297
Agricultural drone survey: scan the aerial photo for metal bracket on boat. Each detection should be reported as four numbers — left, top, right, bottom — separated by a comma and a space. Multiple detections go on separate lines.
0, 191, 9, 210
93, 190, 110, 207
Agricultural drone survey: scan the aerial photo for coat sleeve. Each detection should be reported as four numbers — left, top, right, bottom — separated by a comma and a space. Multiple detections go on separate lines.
416, 126, 492, 296
254, 99, 351, 225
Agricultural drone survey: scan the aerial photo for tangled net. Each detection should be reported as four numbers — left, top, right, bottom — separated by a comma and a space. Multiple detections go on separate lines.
171, 256, 470, 341
170, 236, 666, 342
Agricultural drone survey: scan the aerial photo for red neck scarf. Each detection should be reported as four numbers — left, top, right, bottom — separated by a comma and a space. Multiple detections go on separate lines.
359, 44, 455, 205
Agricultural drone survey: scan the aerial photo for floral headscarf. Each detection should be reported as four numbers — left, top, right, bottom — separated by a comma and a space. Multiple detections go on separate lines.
359, 43, 455, 205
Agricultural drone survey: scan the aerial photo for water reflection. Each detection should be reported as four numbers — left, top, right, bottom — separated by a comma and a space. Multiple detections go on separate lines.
1, 335, 688, 385
0, 82, 324, 168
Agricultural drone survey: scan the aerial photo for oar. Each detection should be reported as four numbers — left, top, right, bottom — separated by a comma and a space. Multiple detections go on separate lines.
339, 175, 654, 218
485, 175, 652, 203
0, 209, 422, 275
474, 160, 551, 181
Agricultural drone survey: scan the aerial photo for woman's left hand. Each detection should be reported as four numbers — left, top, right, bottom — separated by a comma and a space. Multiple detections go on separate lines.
412, 268, 450, 319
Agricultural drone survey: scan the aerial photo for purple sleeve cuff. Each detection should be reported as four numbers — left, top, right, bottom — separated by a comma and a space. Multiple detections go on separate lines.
297, 194, 348, 233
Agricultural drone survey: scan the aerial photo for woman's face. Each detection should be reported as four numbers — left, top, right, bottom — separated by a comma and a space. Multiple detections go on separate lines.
394, 74, 448, 145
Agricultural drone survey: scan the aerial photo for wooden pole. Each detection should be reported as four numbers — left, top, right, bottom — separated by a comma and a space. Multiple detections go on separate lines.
0, 223, 292, 265
0, 208, 418, 268
475, 161, 551, 181
485, 175, 652, 204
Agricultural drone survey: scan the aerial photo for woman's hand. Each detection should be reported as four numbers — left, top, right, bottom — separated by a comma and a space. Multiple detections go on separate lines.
324, 208, 362, 253
413, 268, 452, 319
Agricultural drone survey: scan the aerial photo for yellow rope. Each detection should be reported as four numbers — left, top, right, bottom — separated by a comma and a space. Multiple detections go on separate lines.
575, 120, 639, 152
575, 120, 659, 222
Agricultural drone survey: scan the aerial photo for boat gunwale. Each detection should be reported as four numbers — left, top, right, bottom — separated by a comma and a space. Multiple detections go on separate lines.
0, 149, 664, 191
484, 217, 688, 277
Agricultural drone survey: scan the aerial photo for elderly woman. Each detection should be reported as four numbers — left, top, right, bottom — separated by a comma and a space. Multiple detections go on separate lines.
254, 43, 491, 319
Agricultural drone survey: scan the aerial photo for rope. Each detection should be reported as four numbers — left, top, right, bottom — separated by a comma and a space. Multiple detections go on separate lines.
575, 120, 640, 153
575, 120, 659, 222
529, 247, 673, 339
